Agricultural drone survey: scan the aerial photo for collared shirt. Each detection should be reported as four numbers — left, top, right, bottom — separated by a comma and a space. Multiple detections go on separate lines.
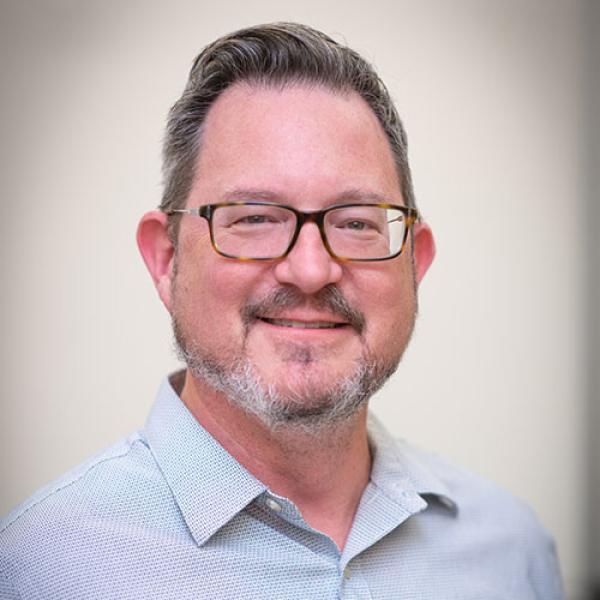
1, 376, 563, 599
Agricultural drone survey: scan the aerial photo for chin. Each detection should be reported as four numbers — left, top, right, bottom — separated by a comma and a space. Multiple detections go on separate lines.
257, 357, 360, 388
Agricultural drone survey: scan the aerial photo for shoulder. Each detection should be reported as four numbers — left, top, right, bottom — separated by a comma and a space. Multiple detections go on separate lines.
0, 430, 181, 565
399, 441, 562, 589
369, 418, 560, 560
2, 432, 148, 534
0, 431, 191, 596
401, 441, 551, 533
371, 418, 551, 539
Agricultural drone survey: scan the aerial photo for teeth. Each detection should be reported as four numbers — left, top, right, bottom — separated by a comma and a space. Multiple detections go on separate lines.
263, 318, 342, 329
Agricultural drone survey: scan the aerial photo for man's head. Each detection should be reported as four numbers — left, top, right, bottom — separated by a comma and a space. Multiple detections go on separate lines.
138, 23, 435, 433
160, 22, 416, 242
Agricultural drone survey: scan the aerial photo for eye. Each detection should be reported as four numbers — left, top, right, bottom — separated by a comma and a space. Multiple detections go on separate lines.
215, 204, 295, 233
327, 206, 389, 235
235, 214, 278, 225
336, 218, 381, 234
342, 219, 372, 231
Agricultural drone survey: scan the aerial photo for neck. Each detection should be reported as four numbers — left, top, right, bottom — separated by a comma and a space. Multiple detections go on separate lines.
180, 369, 372, 550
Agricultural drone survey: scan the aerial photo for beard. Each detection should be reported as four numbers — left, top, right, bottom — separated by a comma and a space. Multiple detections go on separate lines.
172, 285, 412, 434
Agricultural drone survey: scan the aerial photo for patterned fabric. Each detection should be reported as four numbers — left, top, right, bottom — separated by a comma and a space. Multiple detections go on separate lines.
1, 376, 563, 599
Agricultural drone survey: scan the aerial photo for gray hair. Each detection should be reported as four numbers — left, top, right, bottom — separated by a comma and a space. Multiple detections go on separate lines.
161, 22, 415, 240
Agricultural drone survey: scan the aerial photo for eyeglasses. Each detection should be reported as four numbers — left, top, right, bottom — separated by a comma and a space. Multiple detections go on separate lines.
166, 201, 419, 262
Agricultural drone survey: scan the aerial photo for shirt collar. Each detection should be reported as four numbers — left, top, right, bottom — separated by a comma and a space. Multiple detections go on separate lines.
143, 375, 457, 547
367, 412, 458, 513
143, 375, 267, 546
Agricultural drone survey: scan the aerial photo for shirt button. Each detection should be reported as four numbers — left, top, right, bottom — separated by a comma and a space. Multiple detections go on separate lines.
343, 566, 351, 579
266, 497, 283, 512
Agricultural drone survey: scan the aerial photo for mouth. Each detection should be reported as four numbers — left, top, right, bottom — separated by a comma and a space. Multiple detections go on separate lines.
241, 286, 365, 335
258, 317, 347, 330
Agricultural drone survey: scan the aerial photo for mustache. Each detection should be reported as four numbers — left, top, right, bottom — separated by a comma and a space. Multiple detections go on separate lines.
241, 285, 365, 334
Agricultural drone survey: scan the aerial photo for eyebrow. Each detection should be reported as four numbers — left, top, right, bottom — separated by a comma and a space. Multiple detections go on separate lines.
221, 188, 282, 202
220, 187, 396, 205
330, 188, 394, 205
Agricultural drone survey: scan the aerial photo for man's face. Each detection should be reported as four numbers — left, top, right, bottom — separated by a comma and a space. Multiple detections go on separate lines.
168, 83, 423, 427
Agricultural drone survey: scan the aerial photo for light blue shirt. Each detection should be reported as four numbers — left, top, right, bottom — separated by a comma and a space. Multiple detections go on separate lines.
1, 376, 563, 599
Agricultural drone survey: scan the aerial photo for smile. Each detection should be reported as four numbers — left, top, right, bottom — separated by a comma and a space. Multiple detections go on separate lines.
259, 318, 346, 329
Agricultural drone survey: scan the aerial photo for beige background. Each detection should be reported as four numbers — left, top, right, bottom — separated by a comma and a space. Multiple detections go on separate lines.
1, 1, 598, 598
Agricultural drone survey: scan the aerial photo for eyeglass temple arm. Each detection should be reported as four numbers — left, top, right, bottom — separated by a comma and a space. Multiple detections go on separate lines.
166, 208, 202, 216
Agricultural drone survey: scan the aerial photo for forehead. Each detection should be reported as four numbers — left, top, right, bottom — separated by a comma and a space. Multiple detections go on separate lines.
189, 82, 402, 207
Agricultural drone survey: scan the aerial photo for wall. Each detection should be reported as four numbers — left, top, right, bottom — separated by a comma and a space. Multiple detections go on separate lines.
584, 0, 600, 596
0, 1, 594, 597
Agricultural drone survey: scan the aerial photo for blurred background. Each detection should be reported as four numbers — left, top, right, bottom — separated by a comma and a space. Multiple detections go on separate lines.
1, 1, 598, 598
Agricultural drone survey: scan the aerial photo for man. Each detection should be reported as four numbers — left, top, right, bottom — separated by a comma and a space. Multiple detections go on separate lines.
1, 23, 562, 599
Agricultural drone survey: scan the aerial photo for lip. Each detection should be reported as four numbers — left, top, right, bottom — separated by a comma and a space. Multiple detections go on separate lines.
257, 317, 348, 329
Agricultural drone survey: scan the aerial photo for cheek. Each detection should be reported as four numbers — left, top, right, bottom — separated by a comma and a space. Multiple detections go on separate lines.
173, 242, 273, 343
358, 266, 417, 351
177, 266, 240, 328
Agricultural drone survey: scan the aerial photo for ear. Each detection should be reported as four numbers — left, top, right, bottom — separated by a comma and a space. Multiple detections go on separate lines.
411, 222, 436, 284
137, 210, 176, 312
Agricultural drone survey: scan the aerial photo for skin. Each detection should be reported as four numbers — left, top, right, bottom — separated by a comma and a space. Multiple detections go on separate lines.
138, 83, 435, 549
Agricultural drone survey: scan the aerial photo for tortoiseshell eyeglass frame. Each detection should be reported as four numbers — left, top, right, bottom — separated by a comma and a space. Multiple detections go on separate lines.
165, 201, 420, 262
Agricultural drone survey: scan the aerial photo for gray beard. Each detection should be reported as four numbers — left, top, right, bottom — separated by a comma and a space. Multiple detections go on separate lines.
171, 283, 411, 434
172, 320, 400, 435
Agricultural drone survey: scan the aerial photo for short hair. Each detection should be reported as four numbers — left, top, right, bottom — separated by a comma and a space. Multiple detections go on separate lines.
161, 22, 416, 241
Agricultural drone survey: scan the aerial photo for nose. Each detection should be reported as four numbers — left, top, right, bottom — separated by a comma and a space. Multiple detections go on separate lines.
273, 222, 343, 294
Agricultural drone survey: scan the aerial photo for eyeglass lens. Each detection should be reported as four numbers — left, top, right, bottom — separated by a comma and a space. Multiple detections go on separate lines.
211, 204, 408, 259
